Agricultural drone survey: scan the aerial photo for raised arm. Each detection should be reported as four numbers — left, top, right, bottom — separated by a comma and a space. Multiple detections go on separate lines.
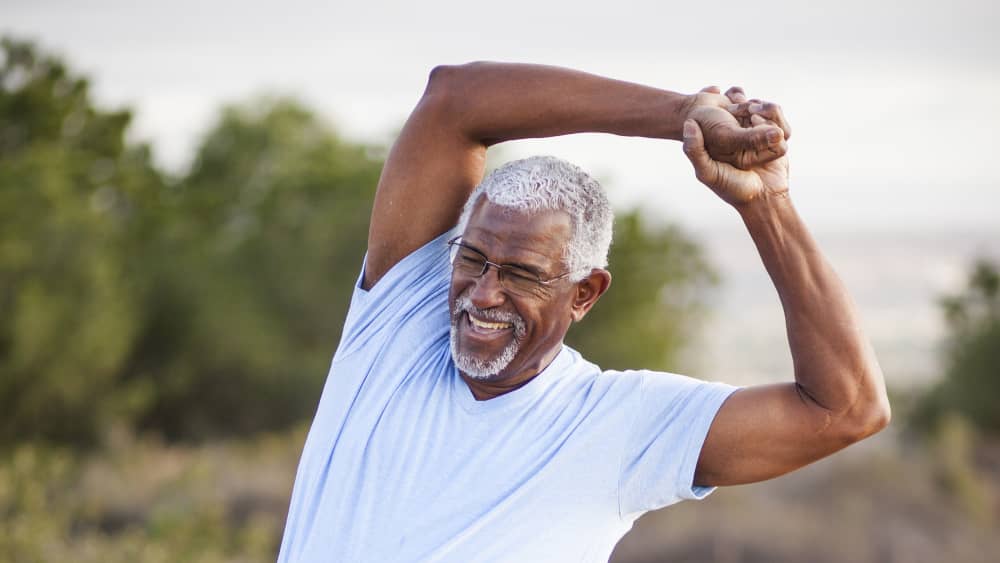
682, 108, 891, 487
363, 62, 788, 289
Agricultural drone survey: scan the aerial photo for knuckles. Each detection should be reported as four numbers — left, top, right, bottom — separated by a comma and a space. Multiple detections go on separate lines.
724, 86, 746, 102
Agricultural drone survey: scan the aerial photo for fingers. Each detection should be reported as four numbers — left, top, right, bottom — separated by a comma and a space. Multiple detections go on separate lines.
733, 123, 787, 167
681, 119, 718, 186
699, 85, 722, 94
725, 87, 753, 128
726, 100, 792, 140
738, 121, 785, 152
727, 102, 751, 118
750, 101, 792, 140
748, 114, 790, 163
725, 86, 747, 104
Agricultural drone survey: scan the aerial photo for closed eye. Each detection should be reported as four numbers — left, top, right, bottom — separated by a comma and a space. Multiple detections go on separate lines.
458, 254, 484, 265
503, 267, 539, 283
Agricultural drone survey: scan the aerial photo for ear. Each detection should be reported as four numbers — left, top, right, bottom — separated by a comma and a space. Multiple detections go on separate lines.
569, 269, 611, 322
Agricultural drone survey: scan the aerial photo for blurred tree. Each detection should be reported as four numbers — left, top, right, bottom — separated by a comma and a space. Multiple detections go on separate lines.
131, 97, 382, 440
911, 258, 1000, 436
566, 211, 715, 372
0, 37, 163, 446
0, 37, 384, 445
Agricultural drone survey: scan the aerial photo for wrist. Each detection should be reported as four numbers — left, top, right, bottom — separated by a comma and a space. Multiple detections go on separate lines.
736, 189, 795, 225
669, 93, 698, 140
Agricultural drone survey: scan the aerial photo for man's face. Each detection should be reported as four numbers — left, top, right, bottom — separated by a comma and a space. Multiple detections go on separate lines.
448, 199, 578, 386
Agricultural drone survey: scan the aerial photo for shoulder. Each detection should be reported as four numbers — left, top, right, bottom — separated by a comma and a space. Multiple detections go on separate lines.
337, 229, 456, 358
596, 367, 738, 421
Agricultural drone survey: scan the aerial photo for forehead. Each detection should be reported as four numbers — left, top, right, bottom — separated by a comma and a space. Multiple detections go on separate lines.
461, 199, 572, 266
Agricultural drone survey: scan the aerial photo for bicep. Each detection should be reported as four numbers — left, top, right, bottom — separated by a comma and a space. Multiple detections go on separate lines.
694, 383, 857, 487
363, 69, 487, 290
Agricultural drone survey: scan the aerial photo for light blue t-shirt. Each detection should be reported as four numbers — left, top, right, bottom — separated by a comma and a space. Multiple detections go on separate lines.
277, 230, 737, 563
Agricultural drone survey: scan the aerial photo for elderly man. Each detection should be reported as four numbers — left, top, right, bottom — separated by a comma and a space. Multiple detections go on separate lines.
277, 63, 890, 562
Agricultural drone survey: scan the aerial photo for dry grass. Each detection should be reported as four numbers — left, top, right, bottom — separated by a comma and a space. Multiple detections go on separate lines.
1, 426, 304, 563
612, 425, 999, 563
2, 421, 997, 562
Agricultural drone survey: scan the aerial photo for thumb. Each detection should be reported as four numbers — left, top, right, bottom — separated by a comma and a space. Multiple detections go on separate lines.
682, 119, 718, 185
741, 123, 786, 163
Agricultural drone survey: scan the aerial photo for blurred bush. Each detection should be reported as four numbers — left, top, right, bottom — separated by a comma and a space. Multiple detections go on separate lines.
566, 211, 714, 371
130, 97, 382, 440
0, 36, 382, 445
910, 259, 1000, 437
0, 427, 303, 563
0, 37, 165, 446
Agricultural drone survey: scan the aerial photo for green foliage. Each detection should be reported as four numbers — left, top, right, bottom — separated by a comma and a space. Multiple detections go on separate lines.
0, 37, 383, 446
0, 37, 163, 446
132, 98, 382, 440
911, 259, 1000, 436
566, 211, 715, 371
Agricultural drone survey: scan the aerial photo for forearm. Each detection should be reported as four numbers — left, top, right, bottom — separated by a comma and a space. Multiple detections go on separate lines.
427, 62, 693, 145
738, 194, 890, 436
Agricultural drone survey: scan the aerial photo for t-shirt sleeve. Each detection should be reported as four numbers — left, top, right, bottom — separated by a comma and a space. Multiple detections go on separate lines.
334, 228, 457, 358
618, 370, 737, 518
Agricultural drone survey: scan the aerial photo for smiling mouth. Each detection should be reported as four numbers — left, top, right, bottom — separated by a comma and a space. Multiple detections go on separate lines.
467, 313, 513, 332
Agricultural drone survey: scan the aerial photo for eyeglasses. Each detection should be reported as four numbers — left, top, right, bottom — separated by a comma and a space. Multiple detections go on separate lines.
447, 236, 572, 298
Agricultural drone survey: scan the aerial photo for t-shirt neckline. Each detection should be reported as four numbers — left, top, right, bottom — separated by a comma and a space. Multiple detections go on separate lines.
451, 345, 570, 414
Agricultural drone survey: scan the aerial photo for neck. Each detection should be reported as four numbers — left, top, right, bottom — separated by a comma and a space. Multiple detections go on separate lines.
459, 345, 562, 400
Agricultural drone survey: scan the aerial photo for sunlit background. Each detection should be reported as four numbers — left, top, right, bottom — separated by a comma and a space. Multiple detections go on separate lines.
3, 0, 998, 561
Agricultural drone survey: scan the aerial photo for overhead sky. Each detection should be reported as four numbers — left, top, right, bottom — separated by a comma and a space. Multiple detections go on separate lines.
5, 0, 998, 232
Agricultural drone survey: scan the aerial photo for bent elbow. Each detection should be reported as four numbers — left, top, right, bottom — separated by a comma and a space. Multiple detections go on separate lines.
419, 62, 497, 140
860, 363, 892, 438
860, 399, 891, 439
840, 388, 892, 444
420, 64, 459, 112
426, 64, 458, 92
423, 62, 486, 107
416, 63, 483, 127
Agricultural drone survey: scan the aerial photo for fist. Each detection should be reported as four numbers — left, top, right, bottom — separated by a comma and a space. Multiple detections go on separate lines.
682, 113, 790, 208
684, 86, 790, 170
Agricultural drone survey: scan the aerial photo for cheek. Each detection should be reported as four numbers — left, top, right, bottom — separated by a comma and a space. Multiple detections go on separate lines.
536, 297, 575, 336
522, 303, 568, 340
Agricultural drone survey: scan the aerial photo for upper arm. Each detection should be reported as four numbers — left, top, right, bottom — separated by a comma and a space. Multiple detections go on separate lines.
363, 65, 487, 290
694, 381, 890, 487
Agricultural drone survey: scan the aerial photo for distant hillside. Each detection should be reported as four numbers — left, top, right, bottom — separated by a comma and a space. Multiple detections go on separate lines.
687, 227, 1000, 388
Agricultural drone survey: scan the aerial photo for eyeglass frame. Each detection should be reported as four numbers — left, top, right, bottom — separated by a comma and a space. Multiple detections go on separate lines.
446, 236, 574, 297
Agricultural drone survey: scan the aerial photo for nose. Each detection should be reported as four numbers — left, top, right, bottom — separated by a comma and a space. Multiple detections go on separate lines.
467, 265, 506, 309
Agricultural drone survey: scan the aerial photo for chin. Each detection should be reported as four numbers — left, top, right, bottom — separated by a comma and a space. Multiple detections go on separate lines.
449, 325, 520, 380
449, 293, 526, 380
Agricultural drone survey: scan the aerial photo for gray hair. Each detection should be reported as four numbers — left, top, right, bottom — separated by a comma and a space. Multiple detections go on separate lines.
456, 156, 614, 281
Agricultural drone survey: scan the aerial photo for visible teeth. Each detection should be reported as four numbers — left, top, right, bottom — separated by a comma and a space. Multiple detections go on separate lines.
469, 315, 511, 330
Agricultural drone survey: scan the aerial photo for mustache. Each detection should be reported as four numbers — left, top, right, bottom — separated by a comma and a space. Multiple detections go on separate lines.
453, 293, 526, 331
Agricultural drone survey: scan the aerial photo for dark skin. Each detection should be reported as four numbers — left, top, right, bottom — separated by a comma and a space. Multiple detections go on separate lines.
680, 113, 891, 485
449, 199, 610, 400
364, 62, 889, 488
363, 62, 787, 291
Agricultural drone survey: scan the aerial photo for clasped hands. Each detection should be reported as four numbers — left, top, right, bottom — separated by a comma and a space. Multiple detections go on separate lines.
681, 86, 791, 208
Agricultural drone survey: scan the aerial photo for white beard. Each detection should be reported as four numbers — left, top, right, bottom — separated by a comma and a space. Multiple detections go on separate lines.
449, 292, 526, 380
